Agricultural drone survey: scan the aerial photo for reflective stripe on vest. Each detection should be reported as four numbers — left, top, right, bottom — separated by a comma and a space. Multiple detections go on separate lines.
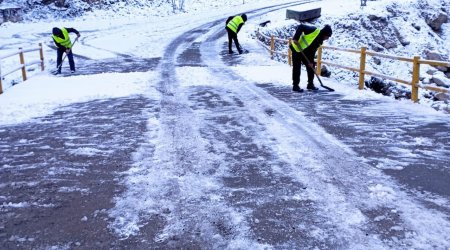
291, 28, 320, 52
227, 16, 244, 33
52, 28, 72, 48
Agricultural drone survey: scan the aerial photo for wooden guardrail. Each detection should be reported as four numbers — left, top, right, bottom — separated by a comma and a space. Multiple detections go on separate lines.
256, 30, 450, 102
0, 43, 45, 94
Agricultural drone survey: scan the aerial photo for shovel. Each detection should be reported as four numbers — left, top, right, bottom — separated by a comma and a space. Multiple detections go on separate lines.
51, 37, 78, 75
299, 49, 335, 92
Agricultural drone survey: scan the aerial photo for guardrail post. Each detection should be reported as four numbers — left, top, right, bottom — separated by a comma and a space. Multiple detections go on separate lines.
39, 43, 45, 71
316, 46, 323, 75
359, 47, 367, 90
270, 36, 275, 59
411, 56, 420, 102
19, 48, 27, 81
288, 38, 292, 66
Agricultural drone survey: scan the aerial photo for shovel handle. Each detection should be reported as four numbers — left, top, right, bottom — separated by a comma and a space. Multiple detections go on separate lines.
298, 49, 334, 91
56, 37, 79, 70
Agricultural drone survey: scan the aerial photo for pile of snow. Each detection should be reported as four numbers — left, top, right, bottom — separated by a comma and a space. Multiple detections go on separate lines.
257, 0, 450, 112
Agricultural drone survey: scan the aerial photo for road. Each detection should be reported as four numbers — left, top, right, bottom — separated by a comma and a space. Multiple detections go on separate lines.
1, 1, 450, 249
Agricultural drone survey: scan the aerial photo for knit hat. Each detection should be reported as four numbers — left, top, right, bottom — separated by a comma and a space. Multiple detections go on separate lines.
52, 27, 62, 36
241, 14, 247, 22
321, 24, 332, 37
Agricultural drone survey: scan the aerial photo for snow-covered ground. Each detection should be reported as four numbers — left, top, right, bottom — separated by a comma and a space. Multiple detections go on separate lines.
1, 0, 450, 248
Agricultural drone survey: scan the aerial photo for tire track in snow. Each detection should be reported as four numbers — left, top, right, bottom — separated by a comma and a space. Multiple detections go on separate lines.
108, 19, 256, 248
108, 1, 336, 248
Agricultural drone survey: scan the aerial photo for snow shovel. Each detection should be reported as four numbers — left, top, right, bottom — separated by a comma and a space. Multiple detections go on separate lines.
299, 49, 335, 92
51, 37, 78, 75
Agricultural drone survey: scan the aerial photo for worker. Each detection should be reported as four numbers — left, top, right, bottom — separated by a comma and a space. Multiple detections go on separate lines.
225, 13, 247, 54
52, 27, 80, 74
290, 24, 332, 92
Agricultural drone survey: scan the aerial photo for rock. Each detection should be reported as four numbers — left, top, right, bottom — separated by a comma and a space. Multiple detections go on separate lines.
320, 65, 331, 77
423, 11, 448, 31
426, 68, 438, 75
366, 77, 386, 93
433, 93, 450, 102
424, 50, 446, 61
423, 92, 433, 99
383, 40, 397, 49
372, 57, 381, 65
367, 14, 380, 21
370, 43, 384, 52
424, 49, 450, 73
411, 23, 421, 31
398, 35, 410, 46
431, 75, 450, 88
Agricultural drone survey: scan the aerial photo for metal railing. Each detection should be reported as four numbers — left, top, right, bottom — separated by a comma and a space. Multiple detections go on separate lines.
256, 30, 450, 102
0, 43, 45, 94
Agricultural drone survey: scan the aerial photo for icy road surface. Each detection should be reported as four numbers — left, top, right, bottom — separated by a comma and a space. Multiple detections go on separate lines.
1, 1, 450, 249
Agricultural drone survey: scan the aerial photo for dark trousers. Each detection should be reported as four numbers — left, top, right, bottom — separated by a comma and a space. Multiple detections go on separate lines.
56, 47, 75, 72
291, 46, 315, 87
226, 27, 241, 53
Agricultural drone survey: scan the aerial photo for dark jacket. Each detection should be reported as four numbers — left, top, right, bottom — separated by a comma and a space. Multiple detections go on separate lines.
52, 27, 80, 50
292, 24, 326, 55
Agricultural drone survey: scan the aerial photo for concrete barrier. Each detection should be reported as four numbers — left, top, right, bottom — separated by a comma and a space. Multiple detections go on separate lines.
286, 8, 321, 21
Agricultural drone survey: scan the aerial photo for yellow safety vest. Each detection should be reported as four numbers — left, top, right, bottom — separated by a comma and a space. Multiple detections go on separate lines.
52, 28, 72, 48
291, 28, 320, 52
227, 16, 244, 33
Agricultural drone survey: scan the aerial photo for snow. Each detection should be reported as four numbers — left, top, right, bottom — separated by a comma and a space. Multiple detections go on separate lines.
0, 72, 157, 125
1, 0, 450, 248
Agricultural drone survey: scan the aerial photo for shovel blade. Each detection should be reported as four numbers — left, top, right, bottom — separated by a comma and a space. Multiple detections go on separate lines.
321, 85, 335, 92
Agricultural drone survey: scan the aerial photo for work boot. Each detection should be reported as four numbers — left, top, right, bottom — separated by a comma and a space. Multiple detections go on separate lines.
292, 85, 304, 92
307, 83, 319, 91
